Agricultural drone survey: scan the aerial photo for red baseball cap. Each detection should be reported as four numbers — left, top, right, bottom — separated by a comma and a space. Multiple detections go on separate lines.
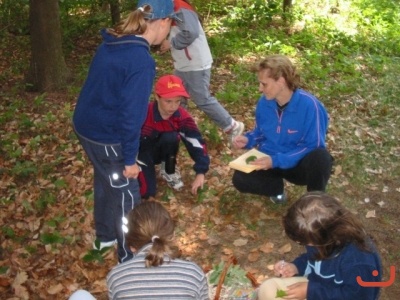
155, 75, 190, 99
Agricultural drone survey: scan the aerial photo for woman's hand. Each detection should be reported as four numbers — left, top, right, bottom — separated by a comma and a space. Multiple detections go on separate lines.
123, 164, 141, 179
250, 156, 273, 170
191, 174, 205, 195
232, 135, 248, 149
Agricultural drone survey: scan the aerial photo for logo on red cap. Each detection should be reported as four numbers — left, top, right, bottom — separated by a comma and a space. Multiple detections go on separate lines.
155, 75, 190, 98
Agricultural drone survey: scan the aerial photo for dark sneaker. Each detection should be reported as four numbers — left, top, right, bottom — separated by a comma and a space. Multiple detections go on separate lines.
270, 194, 287, 204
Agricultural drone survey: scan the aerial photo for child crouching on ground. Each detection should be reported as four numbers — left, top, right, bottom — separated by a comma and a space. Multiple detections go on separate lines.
258, 191, 382, 300
138, 74, 210, 199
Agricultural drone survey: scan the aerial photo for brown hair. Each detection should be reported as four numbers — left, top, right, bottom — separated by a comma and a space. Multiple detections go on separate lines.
126, 201, 179, 267
107, 5, 153, 37
252, 55, 300, 91
283, 192, 374, 260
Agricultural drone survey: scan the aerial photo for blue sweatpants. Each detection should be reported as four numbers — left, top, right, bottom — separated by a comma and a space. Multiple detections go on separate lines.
77, 134, 141, 262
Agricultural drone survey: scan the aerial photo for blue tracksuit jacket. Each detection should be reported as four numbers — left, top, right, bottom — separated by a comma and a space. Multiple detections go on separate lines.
244, 89, 329, 169
73, 29, 154, 166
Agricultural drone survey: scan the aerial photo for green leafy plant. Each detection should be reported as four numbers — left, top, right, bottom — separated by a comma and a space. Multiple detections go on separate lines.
0, 266, 9, 275
196, 184, 208, 203
35, 191, 57, 213
198, 120, 221, 149
209, 261, 250, 287
2, 226, 15, 239
11, 160, 38, 179
40, 232, 65, 245
83, 240, 113, 263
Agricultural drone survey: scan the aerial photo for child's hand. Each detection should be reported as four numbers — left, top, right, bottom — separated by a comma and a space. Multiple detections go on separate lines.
191, 174, 205, 195
284, 281, 307, 300
159, 39, 171, 54
274, 261, 298, 278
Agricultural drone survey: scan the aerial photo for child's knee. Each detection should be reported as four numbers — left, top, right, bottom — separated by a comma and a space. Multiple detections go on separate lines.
69, 289, 96, 300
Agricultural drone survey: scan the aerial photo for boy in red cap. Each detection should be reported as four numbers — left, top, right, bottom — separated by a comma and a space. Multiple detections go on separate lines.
138, 75, 210, 199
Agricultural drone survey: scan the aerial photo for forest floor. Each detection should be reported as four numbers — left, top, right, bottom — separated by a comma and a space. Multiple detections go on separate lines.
0, 31, 399, 300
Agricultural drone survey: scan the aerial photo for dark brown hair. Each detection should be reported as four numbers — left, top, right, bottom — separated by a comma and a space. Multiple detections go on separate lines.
126, 201, 179, 267
251, 54, 300, 91
283, 192, 374, 260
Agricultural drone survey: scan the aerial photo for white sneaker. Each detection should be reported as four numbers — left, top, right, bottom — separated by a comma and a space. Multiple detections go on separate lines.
229, 121, 245, 144
160, 163, 184, 191
93, 239, 117, 250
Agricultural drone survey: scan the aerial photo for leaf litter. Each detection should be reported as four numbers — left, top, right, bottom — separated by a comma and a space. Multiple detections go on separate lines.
1, 38, 400, 300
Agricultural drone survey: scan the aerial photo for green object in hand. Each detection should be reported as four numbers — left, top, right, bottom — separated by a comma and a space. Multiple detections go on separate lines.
276, 289, 288, 298
245, 155, 257, 164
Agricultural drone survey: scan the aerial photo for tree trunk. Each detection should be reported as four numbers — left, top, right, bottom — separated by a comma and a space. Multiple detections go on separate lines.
283, 0, 293, 12
26, 0, 69, 92
109, 0, 121, 25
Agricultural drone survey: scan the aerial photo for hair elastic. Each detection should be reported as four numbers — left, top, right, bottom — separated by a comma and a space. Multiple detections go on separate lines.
151, 235, 159, 243
137, 6, 144, 12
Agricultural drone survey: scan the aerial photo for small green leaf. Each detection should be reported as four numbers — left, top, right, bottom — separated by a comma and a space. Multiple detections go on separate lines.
245, 155, 257, 164
276, 289, 288, 298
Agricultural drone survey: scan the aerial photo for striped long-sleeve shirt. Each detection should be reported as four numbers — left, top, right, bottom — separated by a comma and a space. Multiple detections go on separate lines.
107, 244, 209, 299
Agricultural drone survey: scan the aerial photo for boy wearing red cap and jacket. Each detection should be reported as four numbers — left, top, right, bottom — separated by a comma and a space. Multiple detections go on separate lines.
138, 75, 210, 199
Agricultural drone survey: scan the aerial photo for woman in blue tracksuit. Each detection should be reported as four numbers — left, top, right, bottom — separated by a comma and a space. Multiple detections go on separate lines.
232, 55, 333, 204
72, 0, 176, 263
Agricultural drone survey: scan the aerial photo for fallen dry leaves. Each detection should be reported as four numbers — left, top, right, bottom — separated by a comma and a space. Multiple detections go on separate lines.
1, 35, 400, 299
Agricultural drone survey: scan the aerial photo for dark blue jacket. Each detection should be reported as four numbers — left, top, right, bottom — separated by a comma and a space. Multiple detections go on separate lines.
73, 29, 154, 165
293, 243, 382, 299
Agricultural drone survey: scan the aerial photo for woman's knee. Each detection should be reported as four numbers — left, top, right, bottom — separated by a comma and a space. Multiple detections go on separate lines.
232, 171, 247, 191
306, 148, 333, 169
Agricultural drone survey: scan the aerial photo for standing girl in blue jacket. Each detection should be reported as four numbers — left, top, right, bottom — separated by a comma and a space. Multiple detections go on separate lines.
232, 55, 333, 204
72, 0, 176, 263
258, 192, 382, 300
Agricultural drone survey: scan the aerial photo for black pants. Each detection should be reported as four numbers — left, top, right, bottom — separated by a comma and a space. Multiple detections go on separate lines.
232, 148, 333, 197
138, 131, 180, 199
